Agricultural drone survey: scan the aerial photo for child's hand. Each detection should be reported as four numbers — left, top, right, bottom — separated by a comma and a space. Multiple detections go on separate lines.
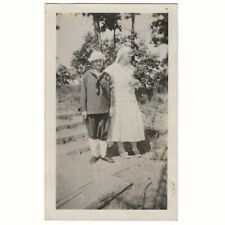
109, 107, 114, 117
129, 78, 140, 89
82, 111, 87, 119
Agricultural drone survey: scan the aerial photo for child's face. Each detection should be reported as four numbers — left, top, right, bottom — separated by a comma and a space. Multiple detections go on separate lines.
92, 59, 104, 71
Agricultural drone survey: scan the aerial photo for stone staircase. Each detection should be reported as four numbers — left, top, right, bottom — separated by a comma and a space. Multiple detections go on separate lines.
56, 113, 90, 155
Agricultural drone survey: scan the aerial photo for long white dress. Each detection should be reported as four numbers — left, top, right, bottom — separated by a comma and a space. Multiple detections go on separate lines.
105, 63, 145, 142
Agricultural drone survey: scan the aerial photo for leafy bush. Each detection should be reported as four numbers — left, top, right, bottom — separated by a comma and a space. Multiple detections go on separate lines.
132, 40, 168, 103
56, 64, 71, 87
150, 13, 168, 46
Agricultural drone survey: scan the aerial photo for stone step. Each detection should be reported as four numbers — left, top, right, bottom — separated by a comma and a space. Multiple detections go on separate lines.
56, 112, 81, 120
56, 116, 84, 131
57, 114, 83, 123
57, 140, 90, 156
56, 126, 88, 145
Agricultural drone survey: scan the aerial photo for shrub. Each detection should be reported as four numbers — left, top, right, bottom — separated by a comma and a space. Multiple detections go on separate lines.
56, 64, 72, 87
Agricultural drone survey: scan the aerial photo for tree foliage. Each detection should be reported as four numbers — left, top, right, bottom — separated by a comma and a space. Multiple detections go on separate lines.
82, 13, 122, 50
59, 13, 168, 103
56, 64, 72, 87
101, 13, 122, 47
132, 40, 168, 103
150, 13, 168, 46
124, 13, 139, 45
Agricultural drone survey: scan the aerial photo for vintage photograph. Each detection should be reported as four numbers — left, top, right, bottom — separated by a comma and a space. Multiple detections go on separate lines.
45, 4, 177, 220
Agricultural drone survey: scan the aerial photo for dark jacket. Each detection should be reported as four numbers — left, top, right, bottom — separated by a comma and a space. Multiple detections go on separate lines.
80, 69, 114, 115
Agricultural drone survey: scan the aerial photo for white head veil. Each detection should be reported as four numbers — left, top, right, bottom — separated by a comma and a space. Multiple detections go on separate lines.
104, 46, 134, 75
115, 46, 132, 63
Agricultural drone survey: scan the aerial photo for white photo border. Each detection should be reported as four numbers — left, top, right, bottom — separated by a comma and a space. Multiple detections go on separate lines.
45, 3, 178, 220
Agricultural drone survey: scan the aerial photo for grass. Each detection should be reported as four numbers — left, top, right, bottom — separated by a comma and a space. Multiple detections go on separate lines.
56, 82, 81, 115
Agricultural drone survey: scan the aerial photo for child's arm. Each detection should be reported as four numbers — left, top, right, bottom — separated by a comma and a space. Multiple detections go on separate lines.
108, 75, 114, 117
80, 75, 87, 118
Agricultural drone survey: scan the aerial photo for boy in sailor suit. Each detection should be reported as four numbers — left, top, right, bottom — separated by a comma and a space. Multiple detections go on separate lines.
81, 51, 114, 164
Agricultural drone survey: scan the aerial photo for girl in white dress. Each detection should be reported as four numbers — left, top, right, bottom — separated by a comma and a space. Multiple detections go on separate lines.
105, 46, 145, 158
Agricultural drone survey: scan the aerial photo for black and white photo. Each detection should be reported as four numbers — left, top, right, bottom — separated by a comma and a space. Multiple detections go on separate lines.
45, 3, 177, 220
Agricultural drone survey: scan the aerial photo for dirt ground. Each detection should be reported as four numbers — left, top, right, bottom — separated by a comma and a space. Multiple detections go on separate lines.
57, 146, 167, 209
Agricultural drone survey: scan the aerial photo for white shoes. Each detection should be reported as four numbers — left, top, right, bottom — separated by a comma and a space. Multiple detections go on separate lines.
133, 149, 141, 158
120, 152, 131, 159
135, 153, 141, 158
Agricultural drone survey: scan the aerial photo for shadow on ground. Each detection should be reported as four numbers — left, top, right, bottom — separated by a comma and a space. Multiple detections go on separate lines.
107, 128, 160, 158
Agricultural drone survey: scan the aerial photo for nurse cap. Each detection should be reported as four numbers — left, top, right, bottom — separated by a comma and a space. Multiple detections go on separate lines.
88, 50, 106, 62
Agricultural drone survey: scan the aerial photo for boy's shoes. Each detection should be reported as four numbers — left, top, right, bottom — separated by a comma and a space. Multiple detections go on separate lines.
89, 156, 100, 165
101, 156, 115, 163
89, 156, 114, 164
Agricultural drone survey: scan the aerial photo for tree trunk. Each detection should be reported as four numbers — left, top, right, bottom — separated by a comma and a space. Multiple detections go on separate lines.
93, 16, 103, 52
93, 17, 98, 43
113, 28, 116, 48
131, 14, 135, 31
96, 19, 103, 52
131, 14, 136, 45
